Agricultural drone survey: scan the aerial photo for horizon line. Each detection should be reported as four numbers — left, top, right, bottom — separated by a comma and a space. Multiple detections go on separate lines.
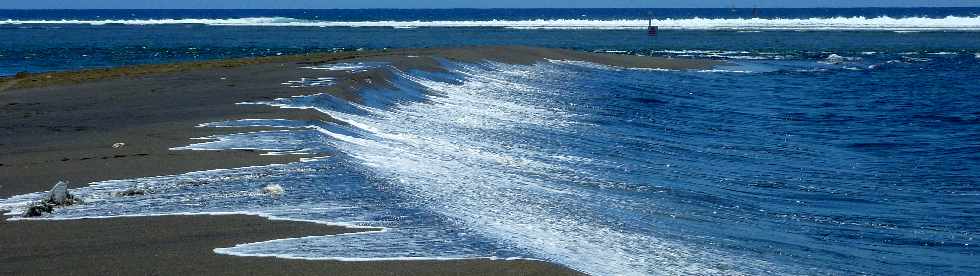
3, 6, 980, 10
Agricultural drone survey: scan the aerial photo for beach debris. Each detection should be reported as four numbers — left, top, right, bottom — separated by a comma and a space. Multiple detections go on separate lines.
112, 142, 126, 149
261, 184, 285, 196
24, 181, 82, 217
112, 187, 146, 197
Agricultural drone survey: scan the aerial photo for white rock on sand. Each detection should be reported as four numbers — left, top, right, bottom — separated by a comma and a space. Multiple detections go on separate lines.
48, 181, 69, 204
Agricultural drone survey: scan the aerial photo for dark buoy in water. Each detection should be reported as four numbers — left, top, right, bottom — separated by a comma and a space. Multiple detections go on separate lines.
647, 18, 658, 36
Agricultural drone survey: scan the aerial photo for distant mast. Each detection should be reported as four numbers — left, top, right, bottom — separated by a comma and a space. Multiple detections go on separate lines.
647, 13, 658, 36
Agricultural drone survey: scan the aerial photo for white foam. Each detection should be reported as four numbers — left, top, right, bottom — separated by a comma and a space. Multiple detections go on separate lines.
248, 62, 781, 275
215, 228, 546, 263
697, 69, 755, 73
652, 49, 788, 60
823, 54, 847, 64
596, 50, 629, 54
301, 62, 387, 72
652, 49, 717, 54
547, 59, 621, 71
260, 184, 285, 195
281, 77, 335, 87
548, 58, 677, 72
196, 119, 307, 128
903, 56, 932, 62
630, 67, 679, 72
3, 16, 980, 30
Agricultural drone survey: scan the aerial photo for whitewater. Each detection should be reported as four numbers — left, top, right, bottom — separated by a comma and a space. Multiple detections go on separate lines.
4, 16, 980, 30
0, 60, 813, 275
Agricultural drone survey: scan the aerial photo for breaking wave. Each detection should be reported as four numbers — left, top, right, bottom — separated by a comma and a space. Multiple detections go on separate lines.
0, 61, 800, 275
3, 16, 980, 30
3, 55, 979, 275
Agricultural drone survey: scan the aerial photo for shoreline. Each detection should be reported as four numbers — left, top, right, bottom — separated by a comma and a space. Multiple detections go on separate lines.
1, 46, 718, 92
0, 46, 716, 197
0, 214, 581, 275
1, 46, 715, 275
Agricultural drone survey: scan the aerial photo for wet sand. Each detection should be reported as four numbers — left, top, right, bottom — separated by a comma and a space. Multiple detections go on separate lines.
0, 46, 714, 275
0, 215, 580, 275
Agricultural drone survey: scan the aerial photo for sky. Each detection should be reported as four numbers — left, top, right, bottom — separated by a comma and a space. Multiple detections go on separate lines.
4, 0, 980, 9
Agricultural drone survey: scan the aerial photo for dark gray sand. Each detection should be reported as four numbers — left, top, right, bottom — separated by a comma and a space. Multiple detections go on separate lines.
0, 215, 582, 275
0, 61, 334, 197
0, 46, 714, 275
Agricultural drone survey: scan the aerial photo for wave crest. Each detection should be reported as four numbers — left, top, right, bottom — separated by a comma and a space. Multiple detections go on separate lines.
3, 16, 980, 30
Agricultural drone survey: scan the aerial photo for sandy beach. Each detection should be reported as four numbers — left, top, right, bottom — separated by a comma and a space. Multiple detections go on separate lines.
0, 214, 585, 275
1, 46, 716, 275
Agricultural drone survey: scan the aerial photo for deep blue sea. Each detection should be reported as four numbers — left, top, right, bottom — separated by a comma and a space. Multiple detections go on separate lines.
2, 8, 979, 275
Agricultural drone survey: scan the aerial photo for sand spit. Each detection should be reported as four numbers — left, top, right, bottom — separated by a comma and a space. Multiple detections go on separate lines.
0, 46, 711, 275
1, 46, 717, 92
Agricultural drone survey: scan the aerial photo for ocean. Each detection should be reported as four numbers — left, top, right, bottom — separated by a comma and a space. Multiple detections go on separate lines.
2, 8, 980, 275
